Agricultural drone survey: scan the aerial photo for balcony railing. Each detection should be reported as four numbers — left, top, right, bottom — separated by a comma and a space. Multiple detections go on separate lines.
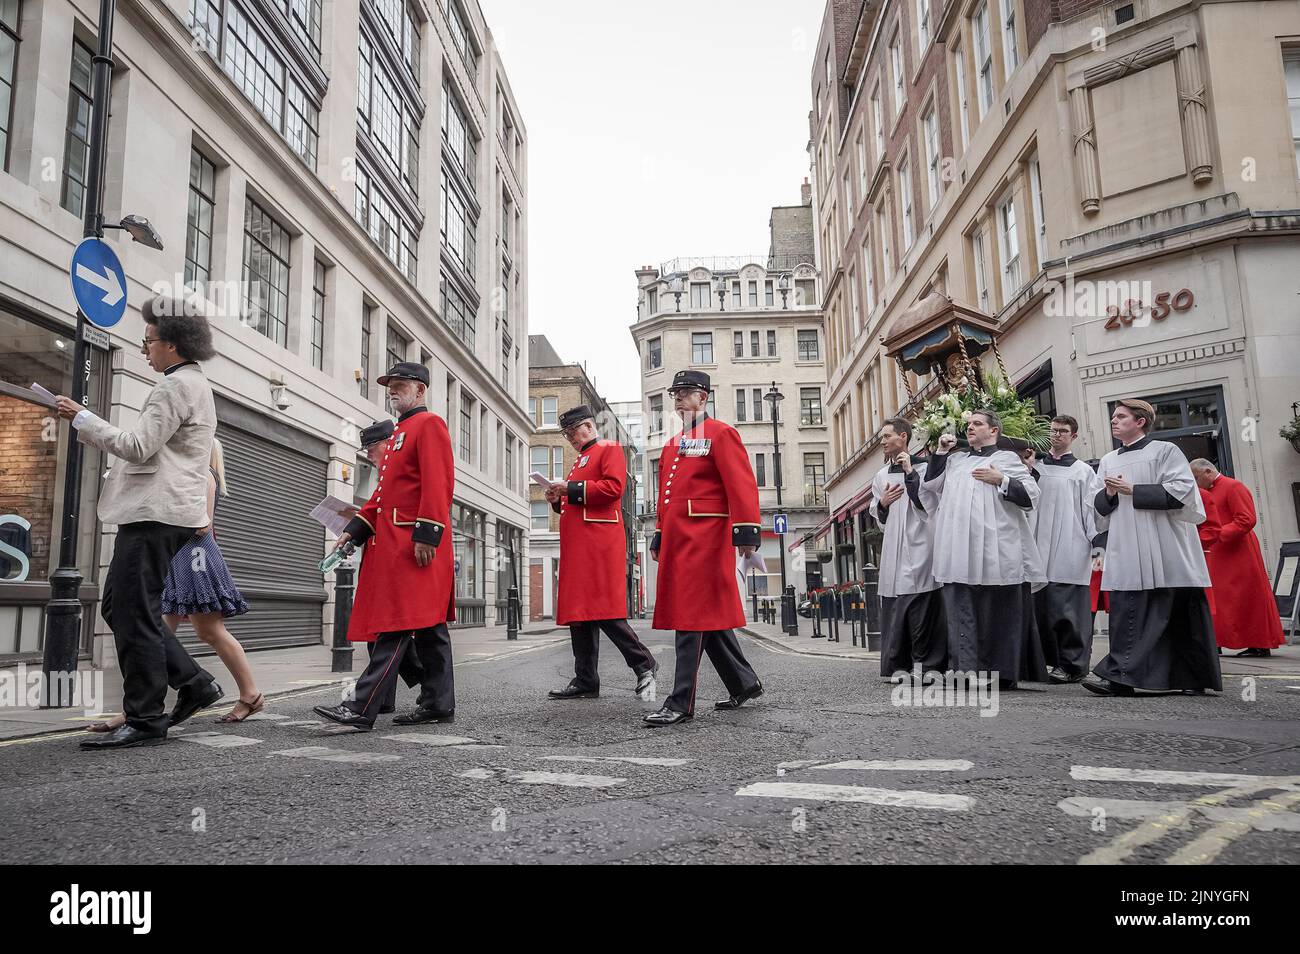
658, 253, 812, 275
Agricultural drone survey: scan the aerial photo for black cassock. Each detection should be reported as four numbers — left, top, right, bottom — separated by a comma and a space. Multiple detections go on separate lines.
942, 582, 1048, 686
1094, 588, 1222, 691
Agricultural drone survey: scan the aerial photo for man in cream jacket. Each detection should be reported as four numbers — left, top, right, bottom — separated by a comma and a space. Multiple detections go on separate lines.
56, 297, 223, 749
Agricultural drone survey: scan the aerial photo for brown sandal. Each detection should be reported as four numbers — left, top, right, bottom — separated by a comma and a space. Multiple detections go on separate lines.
216, 694, 264, 723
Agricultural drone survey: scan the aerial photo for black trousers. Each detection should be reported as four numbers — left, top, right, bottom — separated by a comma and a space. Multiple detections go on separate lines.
1094, 588, 1222, 691
103, 521, 213, 734
879, 590, 948, 677
942, 582, 1048, 686
346, 624, 454, 722
664, 629, 759, 716
367, 639, 427, 711
1033, 583, 1094, 677
568, 618, 657, 690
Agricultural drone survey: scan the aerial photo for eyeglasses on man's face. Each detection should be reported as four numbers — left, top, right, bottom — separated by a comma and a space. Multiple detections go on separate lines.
140, 337, 161, 351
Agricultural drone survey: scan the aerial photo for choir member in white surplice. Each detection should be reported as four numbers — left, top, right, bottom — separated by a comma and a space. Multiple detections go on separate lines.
921, 410, 1049, 688
1083, 399, 1221, 697
870, 419, 946, 680
1025, 414, 1098, 684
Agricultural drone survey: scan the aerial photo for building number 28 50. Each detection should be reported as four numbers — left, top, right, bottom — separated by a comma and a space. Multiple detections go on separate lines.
1104, 288, 1195, 330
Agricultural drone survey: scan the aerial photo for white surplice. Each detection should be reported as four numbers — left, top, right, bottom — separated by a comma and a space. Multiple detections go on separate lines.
1091, 438, 1210, 591
869, 462, 939, 598
1029, 455, 1097, 586
921, 446, 1046, 587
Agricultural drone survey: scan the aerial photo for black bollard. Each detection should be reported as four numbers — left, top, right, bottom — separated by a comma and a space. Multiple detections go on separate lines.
863, 566, 882, 651
506, 584, 520, 641
331, 561, 355, 673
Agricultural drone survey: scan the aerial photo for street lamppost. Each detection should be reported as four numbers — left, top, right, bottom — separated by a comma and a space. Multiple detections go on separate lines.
778, 273, 791, 309
764, 382, 794, 634
670, 276, 684, 312
43, 0, 164, 705
714, 275, 727, 311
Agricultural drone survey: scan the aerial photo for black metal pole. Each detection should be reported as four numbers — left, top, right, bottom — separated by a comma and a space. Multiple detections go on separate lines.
771, 387, 794, 635
331, 562, 356, 672
42, 0, 116, 706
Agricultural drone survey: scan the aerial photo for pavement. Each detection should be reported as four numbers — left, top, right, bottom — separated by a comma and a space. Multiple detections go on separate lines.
1, 618, 1298, 865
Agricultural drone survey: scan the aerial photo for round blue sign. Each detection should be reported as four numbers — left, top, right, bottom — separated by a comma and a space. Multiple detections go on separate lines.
70, 238, 128, 328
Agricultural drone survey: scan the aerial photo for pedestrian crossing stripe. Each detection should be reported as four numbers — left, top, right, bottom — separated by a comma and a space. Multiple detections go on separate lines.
1070, 765, 1300, 789
174, 732, 261, 748
458, 768, 625, 788
382, 734, 480, 747
812, 759, 973, 772
272, 746, 401, 764
542, 755, 692, 767
736, 781, 972, 811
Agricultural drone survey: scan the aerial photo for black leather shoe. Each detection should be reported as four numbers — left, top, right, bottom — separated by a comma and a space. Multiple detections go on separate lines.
715, 681, 764, 710
1048, 667, 1086, 684
643, 707, 691, 727
169, 680, 224, 727
80, 724, 167, 750
312, 703, 374, 730
379, 705, 396, 714
1081, 677, 1135, 697
548, 682, 599, 699
392, 707, 455, 725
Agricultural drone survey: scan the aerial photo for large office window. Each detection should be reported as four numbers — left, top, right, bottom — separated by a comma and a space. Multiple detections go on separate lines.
310, 259, 326, 370
360, 305, 373, 398
0, 0, 21, 170
804, 453, 827, 506
459, 395, 473, 459
289, 0, 323, 57
691, 332, 713, 365
205, 2, 319, 169
1000, 0, 1018, 76
438, 276, 476, 348
1289, 52, 1300, 176
184, 148, 217, 287
441, 0, 478, 79
385, 322, 409, 369
60, 40, 93, 217
359, 32, 420, 197
356, 162, 418, 282
899, 158, 915, 249
541, 396, 557, 427
998, 190, 1021, 301
923, 105, 940, 208
800, 387, 824, 426
440, 172, 476, 276
241, 197, 290, 347
797, 329, 820, 362
441, 81, 476, 190
889, 31, 905, 114
973, 2, 994, 118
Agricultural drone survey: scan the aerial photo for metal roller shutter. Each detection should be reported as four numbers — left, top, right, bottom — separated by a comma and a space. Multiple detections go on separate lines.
180, 407, 329, 652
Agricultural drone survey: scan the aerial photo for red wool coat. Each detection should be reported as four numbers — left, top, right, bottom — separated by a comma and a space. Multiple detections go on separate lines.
1197, 475, 1283, 650
343, 408, 456, 641
651, 414, 761, 631
555, 439, 630, 625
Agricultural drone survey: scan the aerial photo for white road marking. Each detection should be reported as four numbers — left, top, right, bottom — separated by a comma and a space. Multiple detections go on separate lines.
279, 720, 324, 727
815, 759, 974, 772
242, 712, 288, 721
382, 734, 480, 747
1166, 792, 1300, 864
1071, 765, 1300, 789
457, 768, 625, 788
320, 725, 367, 735
272, 746, 401, 764
776, 759, 824, 771
1059, 796, 1300, 831
174, 732, 261, 748
542, 755, 692, 767
736, 781, 972, 811
511, 771, 625, 788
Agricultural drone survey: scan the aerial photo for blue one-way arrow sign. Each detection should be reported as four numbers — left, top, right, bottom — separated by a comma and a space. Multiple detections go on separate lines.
773, 513, 788, 535
70, 237, 127, 328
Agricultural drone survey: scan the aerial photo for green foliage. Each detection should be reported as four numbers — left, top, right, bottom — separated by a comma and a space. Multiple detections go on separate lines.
1281, 418, 1300, 442
914, 371, 1051, 450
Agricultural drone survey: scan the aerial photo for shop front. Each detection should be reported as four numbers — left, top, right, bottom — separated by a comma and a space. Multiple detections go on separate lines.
493, 518, 523, 624
452, 501, 486, 625
0, 298, 109, 666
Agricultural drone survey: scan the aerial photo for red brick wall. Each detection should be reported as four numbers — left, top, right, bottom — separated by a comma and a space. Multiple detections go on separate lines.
0, 395, 58, 580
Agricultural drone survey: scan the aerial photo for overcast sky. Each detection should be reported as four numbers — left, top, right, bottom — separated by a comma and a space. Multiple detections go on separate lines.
478, 0, 825, 402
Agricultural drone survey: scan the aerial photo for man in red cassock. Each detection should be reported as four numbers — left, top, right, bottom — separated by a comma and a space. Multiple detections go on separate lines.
1191, 459, 1284, 657
314, 362, 457, 729
543, 404, 657, 701
644, 370, 764, 727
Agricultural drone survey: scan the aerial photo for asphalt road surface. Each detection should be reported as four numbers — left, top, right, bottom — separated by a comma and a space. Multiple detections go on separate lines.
3, 621, 1298, 865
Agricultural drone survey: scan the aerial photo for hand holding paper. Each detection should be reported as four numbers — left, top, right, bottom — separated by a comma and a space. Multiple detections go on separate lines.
738, 549, 766, 575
